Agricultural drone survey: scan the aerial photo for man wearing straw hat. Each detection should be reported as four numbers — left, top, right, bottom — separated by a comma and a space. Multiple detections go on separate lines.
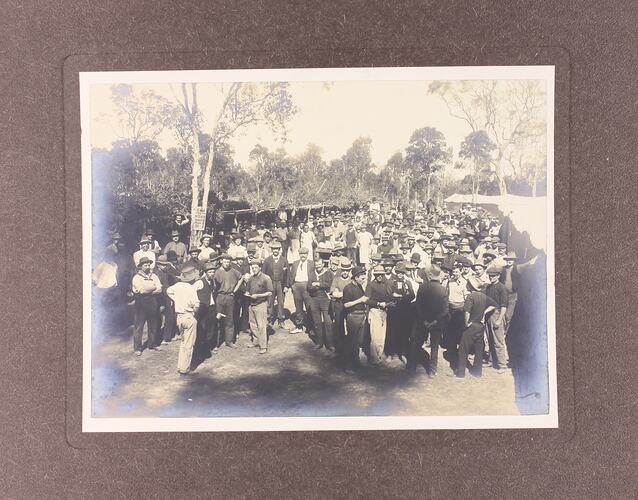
166, 263, 201, 374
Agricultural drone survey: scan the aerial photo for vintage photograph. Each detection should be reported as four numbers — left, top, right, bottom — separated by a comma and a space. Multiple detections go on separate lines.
82, 66, 556, 431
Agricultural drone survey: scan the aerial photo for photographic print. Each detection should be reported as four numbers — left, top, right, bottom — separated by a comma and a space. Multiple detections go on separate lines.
82, 66, 556, 431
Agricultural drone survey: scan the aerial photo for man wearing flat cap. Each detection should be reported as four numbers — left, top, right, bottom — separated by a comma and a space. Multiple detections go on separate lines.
162, 230, 188, 264
192, 260, 219, 356
213, 254, 243, 348
485, 265, 509, 369
244, 259, 274, 354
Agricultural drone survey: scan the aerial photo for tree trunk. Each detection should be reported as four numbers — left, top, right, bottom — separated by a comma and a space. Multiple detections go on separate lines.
189, 130, 202, 245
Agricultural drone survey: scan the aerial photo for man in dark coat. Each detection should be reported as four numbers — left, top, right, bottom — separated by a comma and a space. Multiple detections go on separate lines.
261, 240, 289, 328
408, 267, 449, 375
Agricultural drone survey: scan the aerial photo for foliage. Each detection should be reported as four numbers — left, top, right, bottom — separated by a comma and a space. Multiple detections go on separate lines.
404, 127, 453, 200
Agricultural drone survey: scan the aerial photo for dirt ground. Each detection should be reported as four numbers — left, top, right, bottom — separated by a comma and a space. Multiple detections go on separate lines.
91, 294, 519, 418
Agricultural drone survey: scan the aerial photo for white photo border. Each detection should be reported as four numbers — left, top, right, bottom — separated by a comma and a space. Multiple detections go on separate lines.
80, 65, 557, 432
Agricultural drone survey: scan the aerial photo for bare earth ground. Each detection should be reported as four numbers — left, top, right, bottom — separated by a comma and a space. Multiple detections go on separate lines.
92, 294, 519, 418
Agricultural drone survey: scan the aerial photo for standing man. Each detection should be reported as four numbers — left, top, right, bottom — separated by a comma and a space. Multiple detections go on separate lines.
300, 223, 317, 261
213, 254, 243, 348
342, 265, 370, 374
345, 221, 359, 264
274, 221, 289, 257
193, 260, 218, 356
500, 251, 519, 334
485, 266, 509, 373
307, 256, 335, 351
171, 213, 190, 245
261, 240, 288, 329
330, 257, 353, 358
357, 225, 374, 268
453, 276, 497, 378
244, 259, 274, 354
287, 247, 314, 334
162, 230, 188, 263
365, 265, 395, 365
130, 256, 162, 356
166, 263, 200, 375
409, 267, 449, 376
154, 255, 178, 345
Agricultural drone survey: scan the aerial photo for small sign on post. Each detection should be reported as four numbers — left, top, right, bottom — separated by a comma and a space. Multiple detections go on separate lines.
192, 207, 207, 231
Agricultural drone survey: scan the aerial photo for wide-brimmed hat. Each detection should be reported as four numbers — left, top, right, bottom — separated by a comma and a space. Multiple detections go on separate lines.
137, 256, 153, 267
504, 251, 518, 261
351, 265, 366, 278
339, 257, 352, 270
200, 233, 212, 243
372, 265, 385, 275
219, 253, 232, 261
139, 237, 151, 245
394, 262, 408, 274
170, 230, 180, 237
487, 265, 503, 275
156, 255, 168, 265
270, 240, 282, 249
299, 247, 309, 255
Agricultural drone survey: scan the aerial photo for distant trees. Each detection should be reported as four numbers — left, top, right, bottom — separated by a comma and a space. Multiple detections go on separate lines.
404, 127, 452, 202
457, 130, 497, 202
171, 82, 297, 242
429, 80, 546, 195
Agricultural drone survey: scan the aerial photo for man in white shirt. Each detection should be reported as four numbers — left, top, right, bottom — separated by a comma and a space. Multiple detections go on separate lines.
133, 237, 156, 269
166, 264, 201, 374
299, 224, 316, 261
131, 256, 162, 355
198, 233, 216, 261
287, 247, 315, 334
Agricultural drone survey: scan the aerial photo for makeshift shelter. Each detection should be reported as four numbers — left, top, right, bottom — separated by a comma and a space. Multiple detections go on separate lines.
445, 193, 552, 415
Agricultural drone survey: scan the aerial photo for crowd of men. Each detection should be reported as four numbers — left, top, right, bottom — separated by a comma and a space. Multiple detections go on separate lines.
92, 202, 520, 377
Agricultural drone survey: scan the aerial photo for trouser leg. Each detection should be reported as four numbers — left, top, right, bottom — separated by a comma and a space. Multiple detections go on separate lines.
332, 302, 344, 354
471, 329, 485, 376
321, 296, 334, 349
275, 281, 285, 321
163, 296, 176, 341
177, 315, 197, 373
291, 282, 306, 328
216, 295, 235, 345
457, 324, 483, 377
309, 297, 324, 345
489, 316, 508, 368
133, 300, 145, 352
368, 308, 387, 364
429, 327, 441, 373
407, 321, 427, 373
345, 314, 365, 370
146, 297, 160, 348
250, 302, 268, 349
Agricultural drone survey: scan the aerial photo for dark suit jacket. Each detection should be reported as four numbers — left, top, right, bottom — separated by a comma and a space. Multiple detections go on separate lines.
262, 254, 289, 284
287, 259, 315, 288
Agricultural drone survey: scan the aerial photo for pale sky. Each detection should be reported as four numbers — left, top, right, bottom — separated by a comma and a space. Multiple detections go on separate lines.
89, 80, 475, 173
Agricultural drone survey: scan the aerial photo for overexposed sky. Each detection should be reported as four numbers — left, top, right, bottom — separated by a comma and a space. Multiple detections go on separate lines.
90, 80, 475, 170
